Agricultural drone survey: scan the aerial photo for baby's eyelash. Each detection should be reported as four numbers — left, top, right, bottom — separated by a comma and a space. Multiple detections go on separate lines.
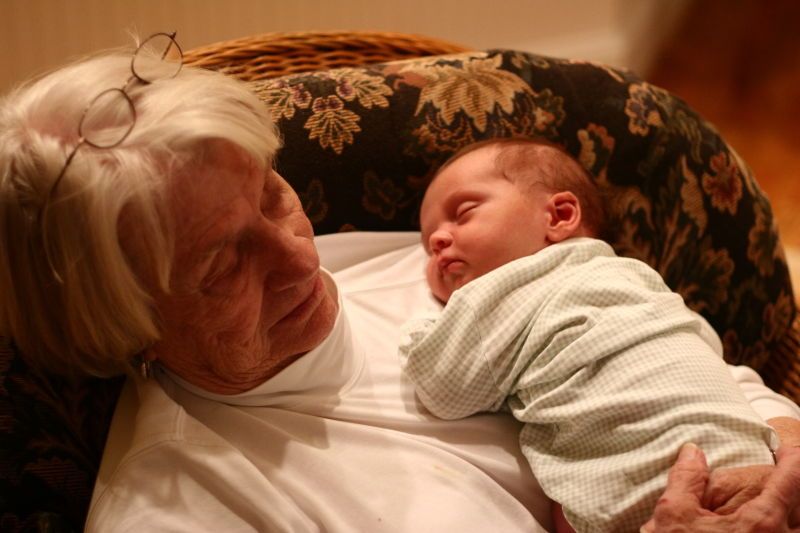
455, 202, 478, 218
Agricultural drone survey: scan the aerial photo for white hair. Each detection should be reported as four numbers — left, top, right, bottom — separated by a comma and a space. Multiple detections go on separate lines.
0, 49, 281, 377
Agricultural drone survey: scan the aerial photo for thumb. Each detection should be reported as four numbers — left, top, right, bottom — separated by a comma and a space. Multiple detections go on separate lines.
644, 444, 710, 530
677, 442, 708, 467
668, 443, 710, 498
659, 443, 709, 510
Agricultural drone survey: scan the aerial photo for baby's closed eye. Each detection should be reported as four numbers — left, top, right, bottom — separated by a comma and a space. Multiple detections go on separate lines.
455, 201, 479, 221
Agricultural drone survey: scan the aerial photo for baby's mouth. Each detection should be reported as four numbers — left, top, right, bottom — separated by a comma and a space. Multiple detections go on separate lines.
439, 258, 466, 275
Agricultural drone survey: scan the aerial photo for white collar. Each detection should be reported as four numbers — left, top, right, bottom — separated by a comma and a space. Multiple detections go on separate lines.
157, 269, 364, 407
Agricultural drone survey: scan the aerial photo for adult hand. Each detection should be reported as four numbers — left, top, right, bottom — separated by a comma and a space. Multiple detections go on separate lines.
703, 417, 800, 520
640, 443, 800, 532
703, 463, 773, 514
769, 417, 800, 448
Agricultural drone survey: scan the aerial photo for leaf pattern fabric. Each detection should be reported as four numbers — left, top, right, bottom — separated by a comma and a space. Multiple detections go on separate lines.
255, 50, 794, 377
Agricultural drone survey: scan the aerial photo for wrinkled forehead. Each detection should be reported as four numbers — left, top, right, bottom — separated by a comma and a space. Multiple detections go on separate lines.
170, 140, 244, 195
167, 141, 261, 248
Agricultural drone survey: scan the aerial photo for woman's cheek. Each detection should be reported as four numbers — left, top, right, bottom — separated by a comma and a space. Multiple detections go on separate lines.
208, 264, 262, 322
230, 266, 262, 317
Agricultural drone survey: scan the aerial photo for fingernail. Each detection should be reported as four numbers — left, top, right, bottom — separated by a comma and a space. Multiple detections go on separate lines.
679, 442, 700, 461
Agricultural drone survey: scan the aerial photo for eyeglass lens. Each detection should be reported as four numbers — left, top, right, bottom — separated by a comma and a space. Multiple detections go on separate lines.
78, 33, 182, 149
132, 33, 183, 83
79, 89, 136, 149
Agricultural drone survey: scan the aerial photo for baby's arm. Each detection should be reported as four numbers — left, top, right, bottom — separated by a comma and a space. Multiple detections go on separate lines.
397, 294, 507, 419
694, 306, 800, 421
689, 305, 800, 422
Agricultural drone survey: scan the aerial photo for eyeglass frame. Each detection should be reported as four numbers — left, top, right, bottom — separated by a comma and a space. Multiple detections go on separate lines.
40, 31, 183, 284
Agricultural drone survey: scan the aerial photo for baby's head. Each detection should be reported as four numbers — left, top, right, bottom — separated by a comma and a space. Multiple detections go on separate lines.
420, 137, 605, 302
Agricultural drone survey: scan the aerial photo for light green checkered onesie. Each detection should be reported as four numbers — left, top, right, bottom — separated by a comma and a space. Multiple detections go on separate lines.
399, 238, 776, 533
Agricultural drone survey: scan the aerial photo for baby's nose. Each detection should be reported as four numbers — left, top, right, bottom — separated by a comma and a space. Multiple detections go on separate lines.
429, 230, 452, 253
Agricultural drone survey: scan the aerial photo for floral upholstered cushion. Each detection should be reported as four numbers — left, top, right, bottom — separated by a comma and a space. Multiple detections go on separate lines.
0, 336, 122, 532
0, 49, 795, 532
250, 50, 795, 375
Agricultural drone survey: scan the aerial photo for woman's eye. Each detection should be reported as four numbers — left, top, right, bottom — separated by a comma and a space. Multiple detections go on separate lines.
216, 260, 239, 281
203, 249, 241, 288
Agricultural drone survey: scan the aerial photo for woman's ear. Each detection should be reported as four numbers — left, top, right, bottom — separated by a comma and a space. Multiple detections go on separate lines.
545, 191, 583, 243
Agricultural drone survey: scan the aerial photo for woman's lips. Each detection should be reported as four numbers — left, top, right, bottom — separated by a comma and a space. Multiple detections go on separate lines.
278, 274, 324, 325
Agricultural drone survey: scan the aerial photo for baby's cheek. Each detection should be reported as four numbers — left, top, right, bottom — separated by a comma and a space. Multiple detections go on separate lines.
424, 258, 437, 286
425, 259, 451, 303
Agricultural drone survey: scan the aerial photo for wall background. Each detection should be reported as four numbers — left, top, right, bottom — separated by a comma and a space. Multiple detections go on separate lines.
0, 0, 690, 93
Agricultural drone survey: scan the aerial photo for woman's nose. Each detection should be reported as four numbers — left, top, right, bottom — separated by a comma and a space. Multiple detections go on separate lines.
256, 221, 320, 292
429, 229, 452, 254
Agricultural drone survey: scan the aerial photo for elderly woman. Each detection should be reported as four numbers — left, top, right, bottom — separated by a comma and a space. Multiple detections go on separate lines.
1, 37, 800, 532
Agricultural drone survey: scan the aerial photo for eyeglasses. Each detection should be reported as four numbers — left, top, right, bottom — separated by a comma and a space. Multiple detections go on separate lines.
41, 32, 183, 283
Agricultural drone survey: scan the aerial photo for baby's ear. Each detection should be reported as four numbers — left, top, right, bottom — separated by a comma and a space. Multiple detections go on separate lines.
545, 191, 583, 243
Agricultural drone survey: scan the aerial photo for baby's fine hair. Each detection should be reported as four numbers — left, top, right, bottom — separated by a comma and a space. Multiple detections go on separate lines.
0, 45, 281, 378
436, 137, 608, 238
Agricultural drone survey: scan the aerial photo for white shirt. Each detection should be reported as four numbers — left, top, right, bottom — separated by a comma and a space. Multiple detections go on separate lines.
87, 232, 800, 532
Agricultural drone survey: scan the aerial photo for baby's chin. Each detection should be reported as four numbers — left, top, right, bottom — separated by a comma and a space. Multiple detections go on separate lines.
431, 286, 451, 304
433, 278, 468, 304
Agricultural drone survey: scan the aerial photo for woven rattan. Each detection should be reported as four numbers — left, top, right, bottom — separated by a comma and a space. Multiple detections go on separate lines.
183, 30, 470, 81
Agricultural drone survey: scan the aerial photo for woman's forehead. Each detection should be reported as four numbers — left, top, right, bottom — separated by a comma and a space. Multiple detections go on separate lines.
168, 147, 262, 253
